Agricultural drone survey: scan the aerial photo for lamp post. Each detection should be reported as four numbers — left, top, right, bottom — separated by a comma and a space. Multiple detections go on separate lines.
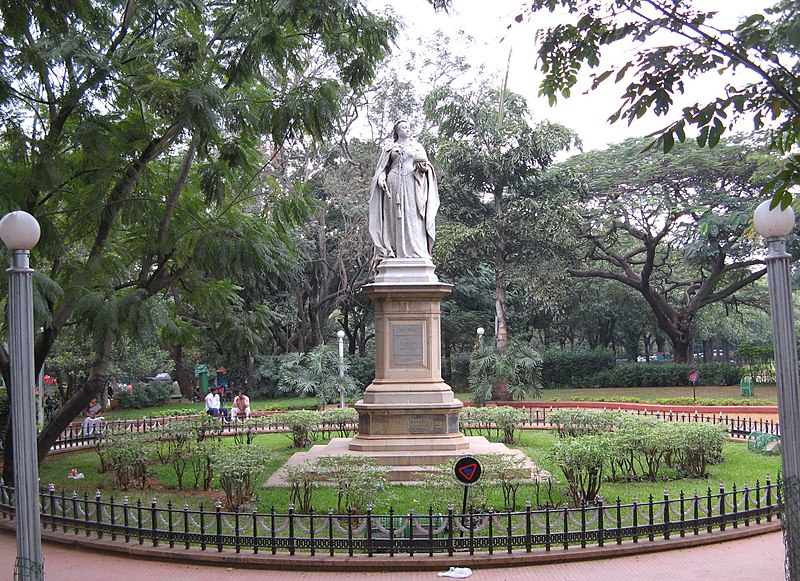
753, 200, 799, 580
0, 211, 44, 580
336, 330, 346, 408
476, 327, 485, 350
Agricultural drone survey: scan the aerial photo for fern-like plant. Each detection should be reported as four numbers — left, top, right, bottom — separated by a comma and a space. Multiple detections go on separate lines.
468, 339, 543, 403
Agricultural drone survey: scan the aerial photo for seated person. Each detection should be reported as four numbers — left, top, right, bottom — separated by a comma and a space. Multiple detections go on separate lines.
204, 387, 228, 419
81, 398, 104, 436
231, 390, 251, 420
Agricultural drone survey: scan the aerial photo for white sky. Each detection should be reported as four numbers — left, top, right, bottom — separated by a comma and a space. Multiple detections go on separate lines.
366, 0, 771, 152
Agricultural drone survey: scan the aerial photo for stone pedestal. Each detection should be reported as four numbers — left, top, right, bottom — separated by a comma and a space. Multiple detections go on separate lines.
268, 258, 548, 484
348, 258, 470, 455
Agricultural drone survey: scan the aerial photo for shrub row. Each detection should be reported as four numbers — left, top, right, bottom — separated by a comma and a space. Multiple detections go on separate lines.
548, 410, 728, 504
541, 348, 615, 389
588, 362, 740, 388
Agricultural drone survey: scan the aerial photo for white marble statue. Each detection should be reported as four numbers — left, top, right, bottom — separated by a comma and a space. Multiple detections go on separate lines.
368, 120, 439, 264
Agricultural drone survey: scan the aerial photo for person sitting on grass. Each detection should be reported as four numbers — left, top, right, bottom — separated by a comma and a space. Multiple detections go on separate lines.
231, 390, 251, 420
204, 387, 229, 420
81, 398, 104, 436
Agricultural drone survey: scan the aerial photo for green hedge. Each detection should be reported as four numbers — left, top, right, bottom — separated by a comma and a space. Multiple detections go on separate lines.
541, 348, 615, 389
589, 363, 740, 388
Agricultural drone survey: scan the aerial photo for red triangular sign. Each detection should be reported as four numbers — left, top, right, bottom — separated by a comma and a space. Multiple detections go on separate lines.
458, 463, 478, 482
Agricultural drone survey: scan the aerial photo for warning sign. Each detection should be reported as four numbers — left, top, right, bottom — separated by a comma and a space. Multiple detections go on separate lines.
454, 456, 482, 485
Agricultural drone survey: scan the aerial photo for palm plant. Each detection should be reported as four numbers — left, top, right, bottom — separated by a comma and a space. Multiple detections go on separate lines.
468, 339, 543, 404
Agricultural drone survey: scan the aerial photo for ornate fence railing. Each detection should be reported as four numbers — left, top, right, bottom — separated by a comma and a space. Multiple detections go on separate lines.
0, 479, 781, 557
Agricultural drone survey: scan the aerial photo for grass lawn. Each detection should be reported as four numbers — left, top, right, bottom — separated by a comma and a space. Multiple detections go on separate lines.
537, 385, 778, 404
98, 385, 776, 423
40, 429, 781, 515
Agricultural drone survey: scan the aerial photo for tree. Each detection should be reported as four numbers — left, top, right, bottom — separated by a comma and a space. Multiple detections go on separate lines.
524, 0, 800, 205
0, 0, 398, 477
560, 135, 780, 362
425, 85, 578, 397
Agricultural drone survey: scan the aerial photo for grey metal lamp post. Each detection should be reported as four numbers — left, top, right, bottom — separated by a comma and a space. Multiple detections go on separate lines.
753, 200, 799, 580
476, 327, 485, 350
0, 211, 44, 581
337, 330, 346, 408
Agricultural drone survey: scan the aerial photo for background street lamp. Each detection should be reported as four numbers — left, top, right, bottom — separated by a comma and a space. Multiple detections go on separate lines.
753, 200, 799, 580
336, 330, 346, 408
476, 327, 485, 350
0, 211, 44, 580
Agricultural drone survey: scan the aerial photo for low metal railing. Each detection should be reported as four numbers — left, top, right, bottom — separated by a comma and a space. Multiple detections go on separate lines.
0, 478, 781, 557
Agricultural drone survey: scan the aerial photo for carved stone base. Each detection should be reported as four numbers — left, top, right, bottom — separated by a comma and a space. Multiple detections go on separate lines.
266, 437, 549, 484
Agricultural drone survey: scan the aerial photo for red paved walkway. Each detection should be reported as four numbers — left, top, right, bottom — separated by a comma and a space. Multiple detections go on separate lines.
0, 529, 786, 581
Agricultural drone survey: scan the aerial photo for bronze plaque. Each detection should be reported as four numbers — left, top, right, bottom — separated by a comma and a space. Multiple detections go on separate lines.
391, 323, 424, 366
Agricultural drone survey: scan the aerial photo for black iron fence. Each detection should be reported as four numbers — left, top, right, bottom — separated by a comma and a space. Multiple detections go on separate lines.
0, 478, 780, 556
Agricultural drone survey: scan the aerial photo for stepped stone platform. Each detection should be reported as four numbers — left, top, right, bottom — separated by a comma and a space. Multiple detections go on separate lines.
265, 437, 549, 485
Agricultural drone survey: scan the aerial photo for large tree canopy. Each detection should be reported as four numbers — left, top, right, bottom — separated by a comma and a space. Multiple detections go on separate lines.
425, 85, 578, 397
523, 0, 800, 205
560, 134, 781, 361
0, 0, 398, 474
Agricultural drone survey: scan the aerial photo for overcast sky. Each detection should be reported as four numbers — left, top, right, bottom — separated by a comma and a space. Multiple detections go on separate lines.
366, 0, 771, 152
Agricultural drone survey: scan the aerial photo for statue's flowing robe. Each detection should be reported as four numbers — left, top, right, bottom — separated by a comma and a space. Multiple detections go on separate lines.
368, 139, 439, 261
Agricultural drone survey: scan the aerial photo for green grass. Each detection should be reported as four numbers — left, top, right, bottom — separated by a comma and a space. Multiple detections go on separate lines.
98, 386, 774, 424
537, 385, 778, 404
40, 429, 781, 514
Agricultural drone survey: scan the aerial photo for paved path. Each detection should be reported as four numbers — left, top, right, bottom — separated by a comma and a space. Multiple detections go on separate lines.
0, 529, 786, 581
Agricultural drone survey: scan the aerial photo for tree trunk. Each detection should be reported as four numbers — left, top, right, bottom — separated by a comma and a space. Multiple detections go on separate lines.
493, 186, 510, 401
35, 335, 114, 466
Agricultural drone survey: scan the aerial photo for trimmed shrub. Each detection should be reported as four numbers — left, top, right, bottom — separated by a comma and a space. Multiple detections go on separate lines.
491, 406, 530, 444
591, 362, 740, 388
550, 435, 608, 504
665, 423, 727, 477
547, 409, 621, 438
321, 407, 359, 438
541, 348, 615, 389
315, 455, 388, 513
115, 381, 172, 408
275, 410, 321, 448
212, 444, 271, 510
459, 406, 493, 437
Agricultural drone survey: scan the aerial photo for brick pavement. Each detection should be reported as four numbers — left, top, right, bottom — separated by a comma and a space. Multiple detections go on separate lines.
0, 528, 786, 581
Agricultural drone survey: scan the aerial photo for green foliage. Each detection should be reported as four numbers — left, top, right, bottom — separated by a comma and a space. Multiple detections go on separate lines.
547, 410, 621, 438
590, 363, 741, 388
541, 348, 615, 389
277, 345, 359, 405
490, 406, 530, 445
285, 462, 317, 513
734, 344, 776, 384
526, 0, 800, 203
212, 444, 271, 511
315, 455, 388, 514
320, 407, 359, 438
459, 407, 494, 437
479, 453, 530, 510
468, 340, 543, 403
114, 381, 172, 409
550, 435, 608, 504
102, 433, 151, 490
274, 410, 321, 448
550, 412, 730, 501
665, 423, 728, 478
